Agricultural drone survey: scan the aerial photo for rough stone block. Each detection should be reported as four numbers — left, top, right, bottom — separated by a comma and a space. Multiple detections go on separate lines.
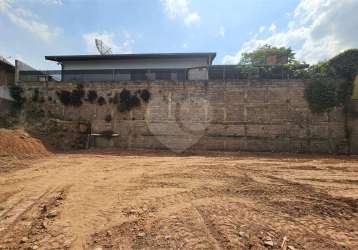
288, 86, 307, 107
267, 105, 290, 123
246, 106, 267, 123
246, 125, 266, 137
245, 138, 270, 152
309, 124, 329, 138
247, 88, 266, 103
265, 125, 289, 138
289, 139, 309, 153
225, 105, 245, 122
309, 139, 332, 153
289, 124, 308, 139
309, 113, 329, 123
267, 87, 288, 104
327, 123, 345, 139
224, 88, 245, 104
208, 106, 225, 123
224, 137, 246, 151
200, 136, 226, 151
224, 125, 246, 137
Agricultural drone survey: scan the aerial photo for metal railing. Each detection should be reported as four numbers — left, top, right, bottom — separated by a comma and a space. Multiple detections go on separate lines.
209, 65, 309, 81
19, 69, 188, 82
18, 65, 310, 82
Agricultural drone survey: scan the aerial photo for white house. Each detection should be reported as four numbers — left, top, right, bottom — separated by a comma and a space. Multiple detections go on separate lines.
45, 53, 216, 81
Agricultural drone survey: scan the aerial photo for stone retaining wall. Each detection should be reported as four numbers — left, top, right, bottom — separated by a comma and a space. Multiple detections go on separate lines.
21, 80, 355, 154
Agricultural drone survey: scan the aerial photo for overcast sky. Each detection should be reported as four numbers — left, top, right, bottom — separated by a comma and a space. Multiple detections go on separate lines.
0, 0, 357, 69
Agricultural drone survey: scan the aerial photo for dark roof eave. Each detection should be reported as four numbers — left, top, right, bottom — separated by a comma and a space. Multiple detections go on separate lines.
45, 52, 217, 63
0, 58, 15, 70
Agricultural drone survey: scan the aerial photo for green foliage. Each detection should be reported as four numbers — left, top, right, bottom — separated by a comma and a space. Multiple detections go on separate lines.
235, 65, 260, 78
117, 88, 142, 113
303, 50, 358, 115
56, 84, 85, 107
71, 84, 85, 107
326, 49, 358, 111
97, 96, 106, 106
56, 90, 72, 106
25, 102, 45, 121
326, 49, 358, 81
240, 44, 297, 65
9, 85, 26, 109
304, 79, 339, 113
32, 88, 40, 102
140, 89, 151, 103
87, 90, 98, 103
105, 114, 112, 123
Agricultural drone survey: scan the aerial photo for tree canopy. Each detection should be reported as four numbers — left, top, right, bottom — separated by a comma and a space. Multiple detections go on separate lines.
326, 49, 358, 81
239, 44, 297, 65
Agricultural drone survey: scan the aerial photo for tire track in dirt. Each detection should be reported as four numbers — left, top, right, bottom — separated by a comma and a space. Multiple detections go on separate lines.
0, 186, 73, 249
192, 205, 223, 250
0, 189, 50, 238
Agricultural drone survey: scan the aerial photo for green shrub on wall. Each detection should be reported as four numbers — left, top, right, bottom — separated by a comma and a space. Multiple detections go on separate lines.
140, 89, 151, 103
56, 84, 85, 107
97, 96, 106, 106
303, 49, 358, 154
9, 85, 26, 109
56, 90, 72, 106
32, 88, 40, 102
327, 49, 358, 82
117, 88, 142, 112
304, 50, 358, 114
71, 84, 85, 107
87, 90, 98, 103
304, 79, 339, 113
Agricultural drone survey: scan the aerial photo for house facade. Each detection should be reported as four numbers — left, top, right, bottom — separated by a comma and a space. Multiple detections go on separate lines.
45, 53, 216, 81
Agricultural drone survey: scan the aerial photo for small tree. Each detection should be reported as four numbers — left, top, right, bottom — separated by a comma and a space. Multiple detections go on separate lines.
240, 45, 297, 65
304, 79, 339, 113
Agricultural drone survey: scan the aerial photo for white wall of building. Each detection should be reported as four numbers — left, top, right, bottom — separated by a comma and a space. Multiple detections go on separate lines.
62, 57, 209, 70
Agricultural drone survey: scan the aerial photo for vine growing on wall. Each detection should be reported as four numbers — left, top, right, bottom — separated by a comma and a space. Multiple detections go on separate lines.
97, 96, 106, 106
140, 89, 151, 103
87, 90, 98, 103
9, 85, 26, 109
56, 84, 85, 107
114, 88, 151, 113
105, 114, 112, 123
56, 90, 72, 106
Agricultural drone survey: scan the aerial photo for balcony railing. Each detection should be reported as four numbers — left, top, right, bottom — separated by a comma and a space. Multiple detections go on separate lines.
18, 65, 309, 82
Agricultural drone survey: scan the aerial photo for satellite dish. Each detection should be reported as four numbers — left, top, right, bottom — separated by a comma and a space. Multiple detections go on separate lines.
95, 39, 113, 55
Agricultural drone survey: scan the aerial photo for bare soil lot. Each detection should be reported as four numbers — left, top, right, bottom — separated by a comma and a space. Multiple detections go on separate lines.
0, 151, 357, 249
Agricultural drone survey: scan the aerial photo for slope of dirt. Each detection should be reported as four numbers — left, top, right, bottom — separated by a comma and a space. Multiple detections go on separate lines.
0, 128, 49, 158
0, 151, 357, 249
0, 128, 50, 172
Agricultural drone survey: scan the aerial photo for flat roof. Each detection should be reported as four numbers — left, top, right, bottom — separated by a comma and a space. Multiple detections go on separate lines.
46, 52, 217, 63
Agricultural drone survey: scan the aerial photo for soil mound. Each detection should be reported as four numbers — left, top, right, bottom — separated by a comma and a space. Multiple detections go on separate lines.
0, 129, 50, 158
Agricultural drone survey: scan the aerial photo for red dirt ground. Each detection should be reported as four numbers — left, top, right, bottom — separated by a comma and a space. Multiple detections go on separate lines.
0, 128, 49, 158
0, 150, 357, 249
